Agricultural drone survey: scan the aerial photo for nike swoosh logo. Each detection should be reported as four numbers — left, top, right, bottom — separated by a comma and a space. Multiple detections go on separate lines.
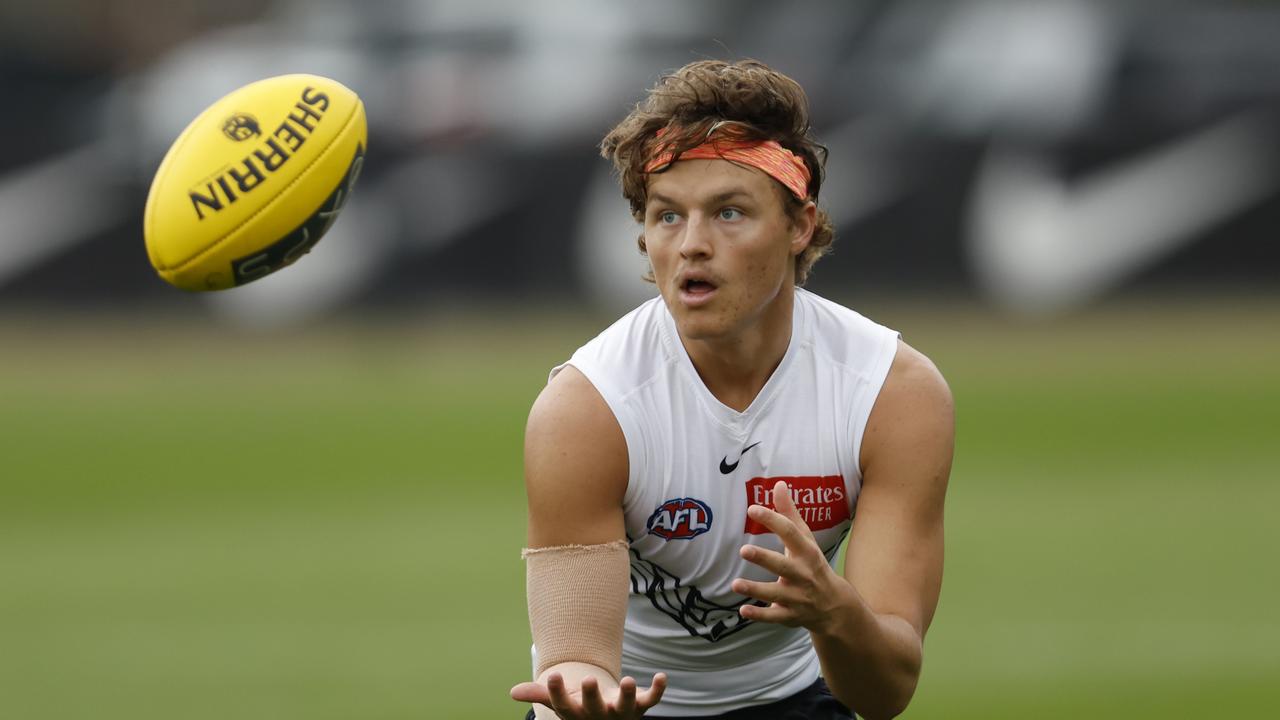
719, 442, 762, 475
969, 113, 1276, 314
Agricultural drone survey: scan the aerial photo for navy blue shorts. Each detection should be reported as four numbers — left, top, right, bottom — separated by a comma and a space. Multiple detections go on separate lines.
522, 678, 854, 719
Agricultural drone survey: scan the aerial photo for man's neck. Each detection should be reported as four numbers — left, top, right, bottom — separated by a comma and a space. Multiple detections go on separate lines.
680, 288, 796, 413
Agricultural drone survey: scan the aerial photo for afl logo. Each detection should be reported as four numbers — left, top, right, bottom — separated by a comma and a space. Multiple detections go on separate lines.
222, 113, 261, 141
646, 498, 713, 540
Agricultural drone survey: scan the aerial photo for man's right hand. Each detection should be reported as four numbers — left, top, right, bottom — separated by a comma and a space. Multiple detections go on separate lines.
510, 671, 668, 719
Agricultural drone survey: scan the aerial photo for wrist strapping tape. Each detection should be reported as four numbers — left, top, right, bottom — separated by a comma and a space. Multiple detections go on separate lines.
523, 540, 629, 680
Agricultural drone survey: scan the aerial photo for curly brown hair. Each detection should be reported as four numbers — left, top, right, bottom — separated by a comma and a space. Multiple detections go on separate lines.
600, 59, 834, 285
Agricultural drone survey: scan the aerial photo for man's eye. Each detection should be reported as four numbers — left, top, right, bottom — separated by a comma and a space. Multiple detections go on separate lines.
660, 211, 679, 224
719, 208, 743, 221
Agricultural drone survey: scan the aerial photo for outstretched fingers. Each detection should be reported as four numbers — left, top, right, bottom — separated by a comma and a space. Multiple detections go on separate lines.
508, 681, 551, 705
636, 673, 668, 710
739, 543, 791, 577
614, 676, 638, 716
731, 576, 793, 605
768, 480, 819, 543
738, 600, 797, 625
545, 672, 578, 715
579, 675, 607, 717
512, 671, 668, 718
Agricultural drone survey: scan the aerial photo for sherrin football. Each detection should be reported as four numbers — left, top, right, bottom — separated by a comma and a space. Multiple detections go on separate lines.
144, 74, 366, 291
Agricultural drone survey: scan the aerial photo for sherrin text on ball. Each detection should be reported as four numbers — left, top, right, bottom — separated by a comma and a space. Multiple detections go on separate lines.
144, 74, 367, 291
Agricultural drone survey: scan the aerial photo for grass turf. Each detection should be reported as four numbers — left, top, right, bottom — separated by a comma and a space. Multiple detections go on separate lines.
1, 297, 1277, 718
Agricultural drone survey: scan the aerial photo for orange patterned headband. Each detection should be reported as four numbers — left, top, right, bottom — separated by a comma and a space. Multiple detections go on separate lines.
644, 123, 812, 200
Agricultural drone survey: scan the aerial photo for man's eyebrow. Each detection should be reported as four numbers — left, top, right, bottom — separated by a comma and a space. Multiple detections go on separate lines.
707, 189, 753, 205
648, 192, 677, 208
647, 188, 754, 208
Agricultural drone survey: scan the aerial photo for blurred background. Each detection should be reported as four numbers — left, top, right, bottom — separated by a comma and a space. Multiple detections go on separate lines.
1, 0, 1277, 718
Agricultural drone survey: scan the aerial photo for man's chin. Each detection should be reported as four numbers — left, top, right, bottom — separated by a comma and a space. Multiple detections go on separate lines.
672, 314, 727, 342
661, 293, 726, 339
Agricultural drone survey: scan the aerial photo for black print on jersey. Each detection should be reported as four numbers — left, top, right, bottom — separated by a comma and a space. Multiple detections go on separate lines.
628, 545, 764, 642
626, 527, 849, 643
719, 441, 762, 475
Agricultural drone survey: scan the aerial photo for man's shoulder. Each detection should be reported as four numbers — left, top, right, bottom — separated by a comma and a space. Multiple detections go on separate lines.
883, 340, 951, 405
531, 364, 616, 435
861, 339, 954, 470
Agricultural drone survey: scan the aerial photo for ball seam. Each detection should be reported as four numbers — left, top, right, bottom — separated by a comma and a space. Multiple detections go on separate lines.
147, 110, 208, 272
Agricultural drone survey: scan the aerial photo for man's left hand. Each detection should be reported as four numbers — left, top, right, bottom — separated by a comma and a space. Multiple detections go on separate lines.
731, 480, 855, 632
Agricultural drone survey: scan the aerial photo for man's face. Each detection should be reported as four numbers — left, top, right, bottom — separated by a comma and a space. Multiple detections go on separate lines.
643, 159, 813, 342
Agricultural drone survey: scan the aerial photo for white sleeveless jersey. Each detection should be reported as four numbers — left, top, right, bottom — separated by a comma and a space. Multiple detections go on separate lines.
546, 288, 899, 716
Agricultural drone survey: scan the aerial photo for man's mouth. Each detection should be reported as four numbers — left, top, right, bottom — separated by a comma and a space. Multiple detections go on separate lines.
682, 279, 717, 295
677, 274, 718, 306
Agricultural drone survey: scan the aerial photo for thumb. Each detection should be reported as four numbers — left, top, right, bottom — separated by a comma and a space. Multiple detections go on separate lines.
510, 681, 550, 704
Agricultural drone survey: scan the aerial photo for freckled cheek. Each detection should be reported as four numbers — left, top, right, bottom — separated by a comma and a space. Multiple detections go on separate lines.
742, 260, 774, 297
649, 253, 675, 285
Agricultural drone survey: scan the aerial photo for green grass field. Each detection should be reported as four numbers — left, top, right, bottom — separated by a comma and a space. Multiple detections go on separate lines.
2, 297, 1278, 719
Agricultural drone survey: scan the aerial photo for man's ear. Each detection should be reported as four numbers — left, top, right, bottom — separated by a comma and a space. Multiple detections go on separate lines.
790, 201, 817, 256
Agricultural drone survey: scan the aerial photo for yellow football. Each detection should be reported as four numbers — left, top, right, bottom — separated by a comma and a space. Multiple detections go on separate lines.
144, 74, 366, 291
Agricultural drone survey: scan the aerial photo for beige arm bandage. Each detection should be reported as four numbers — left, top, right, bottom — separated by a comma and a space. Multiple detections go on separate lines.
524, 540, 630, 681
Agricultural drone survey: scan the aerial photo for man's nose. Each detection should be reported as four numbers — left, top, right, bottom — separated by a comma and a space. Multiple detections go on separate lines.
679, 214, 714, 259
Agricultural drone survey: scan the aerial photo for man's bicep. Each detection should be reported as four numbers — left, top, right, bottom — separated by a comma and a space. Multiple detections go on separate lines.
524, 365, 629, 548
845, 342, 954, 638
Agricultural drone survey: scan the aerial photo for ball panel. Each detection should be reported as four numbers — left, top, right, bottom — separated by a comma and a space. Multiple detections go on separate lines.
231, 144, 365, 287
160, 107, 366, 291
144, 74, 367, 290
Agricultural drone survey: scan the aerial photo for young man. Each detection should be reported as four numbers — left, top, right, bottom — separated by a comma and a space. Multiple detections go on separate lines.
510, 60, 954, 720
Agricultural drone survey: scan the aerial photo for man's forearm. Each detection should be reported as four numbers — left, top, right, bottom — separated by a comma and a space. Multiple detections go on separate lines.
809, 586, 923, 720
